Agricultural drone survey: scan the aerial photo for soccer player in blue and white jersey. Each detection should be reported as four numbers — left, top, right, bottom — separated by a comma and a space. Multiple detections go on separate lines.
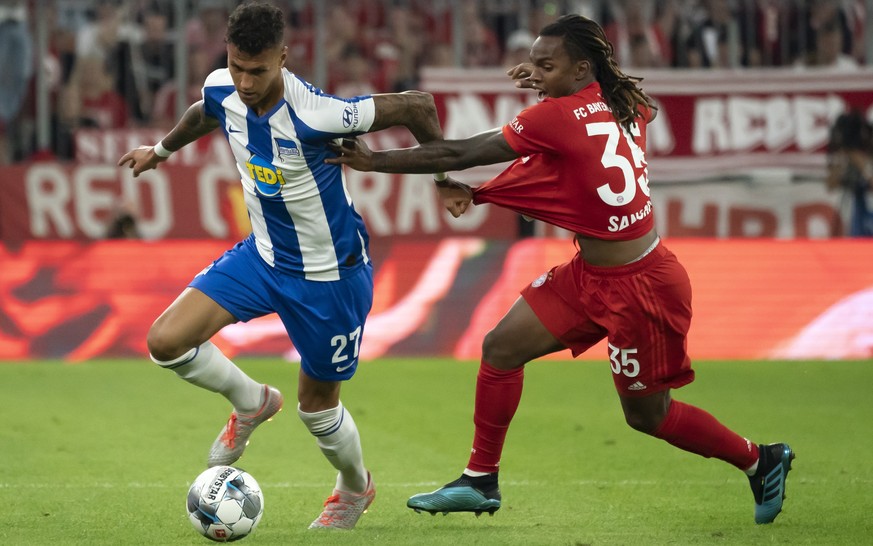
118, 1, 456, 530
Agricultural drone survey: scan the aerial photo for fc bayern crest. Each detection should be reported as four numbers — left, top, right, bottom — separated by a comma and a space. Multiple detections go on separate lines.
531, 272, 548, 287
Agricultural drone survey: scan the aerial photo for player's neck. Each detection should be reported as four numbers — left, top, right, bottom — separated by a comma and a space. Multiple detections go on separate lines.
250, 81, 285, 117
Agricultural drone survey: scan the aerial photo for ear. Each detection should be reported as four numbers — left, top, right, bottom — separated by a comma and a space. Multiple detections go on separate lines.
576, 59, 592, 80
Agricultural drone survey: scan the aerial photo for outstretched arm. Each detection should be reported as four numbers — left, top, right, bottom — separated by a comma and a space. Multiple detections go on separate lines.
366, 90, 504, 217
349, 89, 520, 217
118, 101, 219, 177
327, 128, 518, 174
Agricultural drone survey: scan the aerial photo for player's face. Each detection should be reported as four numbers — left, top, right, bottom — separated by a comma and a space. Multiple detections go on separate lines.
227, 43, 288, 112
526, 35, 591, 100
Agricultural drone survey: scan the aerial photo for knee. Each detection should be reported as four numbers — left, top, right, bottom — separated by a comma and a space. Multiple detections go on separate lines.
297, 376, 341, 414
146, 320, 188, 362
481, 328, 517, 369
623, 408, 664, 435
620, 392, 672, 435
480, 329, 499, 364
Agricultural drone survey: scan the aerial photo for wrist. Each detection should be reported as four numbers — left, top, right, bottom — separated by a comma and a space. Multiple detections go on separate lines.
153, 141, 173, 158
433, 172, 450, 187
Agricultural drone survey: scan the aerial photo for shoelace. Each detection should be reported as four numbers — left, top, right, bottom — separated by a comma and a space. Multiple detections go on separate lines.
316, 495, 348, 524
220, 413, 238, 449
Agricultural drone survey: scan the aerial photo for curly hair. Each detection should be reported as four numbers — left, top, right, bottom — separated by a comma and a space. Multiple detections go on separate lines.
226, 2, 285, 55
540, 14, 657, 133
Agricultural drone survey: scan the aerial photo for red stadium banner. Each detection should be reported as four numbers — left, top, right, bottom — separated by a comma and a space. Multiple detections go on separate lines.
1, 238, 871, 362
69, 68, 873, 179
421, 67, 873, 181
0, 160, 842, 241
2, 69, 868, 242
0, 158, 519, 243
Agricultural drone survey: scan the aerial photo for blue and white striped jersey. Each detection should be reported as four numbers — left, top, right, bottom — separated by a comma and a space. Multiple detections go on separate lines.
202, 67, 376, 281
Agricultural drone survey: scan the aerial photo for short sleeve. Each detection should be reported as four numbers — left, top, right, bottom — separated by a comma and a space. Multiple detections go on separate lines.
287, 75, 376, 140
501, 101, 565, 156
201, 69, 234, 120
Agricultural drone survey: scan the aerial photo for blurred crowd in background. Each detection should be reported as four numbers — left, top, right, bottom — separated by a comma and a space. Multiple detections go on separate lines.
0, 0, 870, 165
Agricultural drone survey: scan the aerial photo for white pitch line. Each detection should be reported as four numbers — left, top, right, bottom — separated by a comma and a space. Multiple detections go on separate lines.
1, 478, 855, 489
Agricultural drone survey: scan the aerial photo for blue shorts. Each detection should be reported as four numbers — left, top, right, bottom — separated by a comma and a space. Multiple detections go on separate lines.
189, 239, 373, 381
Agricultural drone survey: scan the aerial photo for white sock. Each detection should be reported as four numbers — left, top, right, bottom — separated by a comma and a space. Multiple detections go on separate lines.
462, 469, 491, 478
298, 403, 368, 493
150, 341, 263, 413
745, 461, 759, 476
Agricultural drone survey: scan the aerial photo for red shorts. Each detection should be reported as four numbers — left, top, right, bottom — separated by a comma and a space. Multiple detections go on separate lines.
521, 242, 694, 397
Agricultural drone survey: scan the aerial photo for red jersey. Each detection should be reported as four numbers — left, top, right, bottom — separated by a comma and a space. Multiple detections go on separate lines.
473, 81, 654, 240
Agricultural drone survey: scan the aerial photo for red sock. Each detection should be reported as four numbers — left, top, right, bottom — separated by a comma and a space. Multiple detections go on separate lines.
653, 400, 759, 470
466, 361, 524, 473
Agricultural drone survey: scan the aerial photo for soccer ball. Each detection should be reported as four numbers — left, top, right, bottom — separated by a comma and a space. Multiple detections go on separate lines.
186, 466, 264, 542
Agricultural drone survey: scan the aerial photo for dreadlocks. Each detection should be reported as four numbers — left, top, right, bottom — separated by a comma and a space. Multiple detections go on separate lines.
540, 14, 657, 134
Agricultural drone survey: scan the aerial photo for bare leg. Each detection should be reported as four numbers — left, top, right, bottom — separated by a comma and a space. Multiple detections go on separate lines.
148, 287, 236, 360
147, 287, 263, 413
297, 368, 340, 412
482, 296, 566, 370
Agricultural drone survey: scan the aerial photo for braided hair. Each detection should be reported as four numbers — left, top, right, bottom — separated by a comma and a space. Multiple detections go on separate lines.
540, 14, 657, 133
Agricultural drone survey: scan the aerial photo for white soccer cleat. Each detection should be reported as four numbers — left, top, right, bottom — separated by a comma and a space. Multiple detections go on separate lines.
207, 385, 283, 467
308, 472, 376, 530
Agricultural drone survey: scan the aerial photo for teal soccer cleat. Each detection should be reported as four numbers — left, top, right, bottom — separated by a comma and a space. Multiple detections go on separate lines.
407, 475, 501, 516
748, 443, 795, 524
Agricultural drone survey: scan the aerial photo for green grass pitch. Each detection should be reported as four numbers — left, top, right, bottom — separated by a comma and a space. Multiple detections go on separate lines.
1, 357, 871, 545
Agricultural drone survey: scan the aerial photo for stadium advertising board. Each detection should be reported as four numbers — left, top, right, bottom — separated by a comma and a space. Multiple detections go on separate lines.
0, 238, 870, 362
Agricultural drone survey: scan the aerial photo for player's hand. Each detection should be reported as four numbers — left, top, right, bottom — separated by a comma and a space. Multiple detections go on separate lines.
506, 62, 536, 89
325, 137, 374, 171
436, 176, 473, 218
117, 146, 167, 177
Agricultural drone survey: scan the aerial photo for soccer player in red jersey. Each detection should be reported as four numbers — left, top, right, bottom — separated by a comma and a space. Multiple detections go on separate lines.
327, 14, 793, 524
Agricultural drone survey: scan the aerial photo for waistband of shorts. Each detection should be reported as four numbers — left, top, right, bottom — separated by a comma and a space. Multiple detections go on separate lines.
581, 239, 667, 277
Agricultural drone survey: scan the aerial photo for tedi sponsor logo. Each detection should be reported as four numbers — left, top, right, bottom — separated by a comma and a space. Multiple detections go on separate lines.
246, 155, 287, 197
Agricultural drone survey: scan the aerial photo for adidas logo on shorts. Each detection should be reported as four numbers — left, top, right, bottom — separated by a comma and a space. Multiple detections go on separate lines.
628, 381, 647, 391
